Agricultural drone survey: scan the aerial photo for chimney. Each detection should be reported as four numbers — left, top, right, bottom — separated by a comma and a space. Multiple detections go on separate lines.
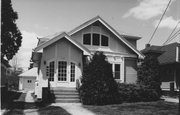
146, 44, 151, 48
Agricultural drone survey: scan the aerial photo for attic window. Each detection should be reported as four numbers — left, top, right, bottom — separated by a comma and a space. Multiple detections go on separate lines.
92, 33, 100, 46
83, 34, 91, 45
101, 35, 108, 46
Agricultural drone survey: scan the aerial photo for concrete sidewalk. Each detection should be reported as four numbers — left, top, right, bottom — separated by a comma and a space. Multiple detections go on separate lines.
52, 103, 96, 115
25, 90, 35, 103
13, 90, 35, 103
161, 96, 179, 103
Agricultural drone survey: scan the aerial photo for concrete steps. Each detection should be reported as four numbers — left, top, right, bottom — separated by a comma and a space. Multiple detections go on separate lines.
51, 87, 80, 103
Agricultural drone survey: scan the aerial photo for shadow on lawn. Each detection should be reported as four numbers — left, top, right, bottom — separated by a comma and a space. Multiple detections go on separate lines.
82, 101, 178, 115
1, 90, 72, 115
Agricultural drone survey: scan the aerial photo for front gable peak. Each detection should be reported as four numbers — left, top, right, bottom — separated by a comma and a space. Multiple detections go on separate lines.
68, 16, 144, 59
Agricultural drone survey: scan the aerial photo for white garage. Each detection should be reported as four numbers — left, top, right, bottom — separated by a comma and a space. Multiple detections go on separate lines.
19, 67, 37, 91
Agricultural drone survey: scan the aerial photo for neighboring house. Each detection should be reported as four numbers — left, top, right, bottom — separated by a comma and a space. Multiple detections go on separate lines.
142, 42, 180, 91
18, 67, 37, 91
32, 16, 144, 99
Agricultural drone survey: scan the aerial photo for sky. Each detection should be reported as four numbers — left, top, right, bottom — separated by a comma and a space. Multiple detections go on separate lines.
10, 0, 180, 70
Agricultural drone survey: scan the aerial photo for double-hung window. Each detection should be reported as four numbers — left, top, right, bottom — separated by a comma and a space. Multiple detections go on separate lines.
111, 63, 121, 80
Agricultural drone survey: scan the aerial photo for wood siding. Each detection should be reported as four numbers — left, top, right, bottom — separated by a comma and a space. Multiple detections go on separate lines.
124, 58, 137, 83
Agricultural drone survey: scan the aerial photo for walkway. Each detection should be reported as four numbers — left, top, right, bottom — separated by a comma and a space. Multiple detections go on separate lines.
161, 97, 179, 103
51, 103, 96, 115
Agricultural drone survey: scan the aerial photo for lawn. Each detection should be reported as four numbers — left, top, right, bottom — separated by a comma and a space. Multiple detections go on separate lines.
83, 101, 179, 115
1, 92, 179, 115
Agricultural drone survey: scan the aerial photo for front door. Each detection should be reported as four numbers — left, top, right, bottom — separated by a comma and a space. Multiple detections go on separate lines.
57, 60, 76, 87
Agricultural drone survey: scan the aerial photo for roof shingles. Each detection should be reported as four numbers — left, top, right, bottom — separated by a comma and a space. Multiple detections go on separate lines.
142, 43, 180, 65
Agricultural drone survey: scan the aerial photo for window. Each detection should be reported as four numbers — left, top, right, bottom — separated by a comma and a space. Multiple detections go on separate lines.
101, 35, 109, 46
114, 64, 120, 79
83, 34, 91, 45
92, 33, 100, 45
27, 80, 32, 83
70, 62, 75, 82
58, 61, 67, 81
46, 66, 49, 77
111, 63, 121, 79
49, 61, 55, 81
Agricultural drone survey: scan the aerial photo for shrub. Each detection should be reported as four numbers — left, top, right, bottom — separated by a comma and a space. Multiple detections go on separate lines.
79, 52, 122, 105
137, 53, 161, 97
117, 83, 160, 102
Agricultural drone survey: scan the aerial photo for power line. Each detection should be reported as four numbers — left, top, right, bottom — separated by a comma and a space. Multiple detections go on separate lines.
148, 0, 172, 44
165, 29, 180, 44
163, 21, 180, 45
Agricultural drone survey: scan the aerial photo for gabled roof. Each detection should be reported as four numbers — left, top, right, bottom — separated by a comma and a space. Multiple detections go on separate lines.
34, 32, 91, 55
68, 16, 144, 59
141, 42, 180, 65
19, 67, 37, 77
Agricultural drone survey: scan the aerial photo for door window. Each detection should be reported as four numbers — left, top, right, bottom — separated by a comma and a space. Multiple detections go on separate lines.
58, 61, 67, 81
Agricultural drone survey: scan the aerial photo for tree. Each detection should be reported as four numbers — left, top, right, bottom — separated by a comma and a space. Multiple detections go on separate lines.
79, 52, 121, 105
1, 0, 22, 60
137, 53, 161, 97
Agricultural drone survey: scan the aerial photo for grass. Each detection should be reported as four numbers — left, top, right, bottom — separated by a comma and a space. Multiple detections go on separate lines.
1, 91, 178, 115
83, 101, 179, 115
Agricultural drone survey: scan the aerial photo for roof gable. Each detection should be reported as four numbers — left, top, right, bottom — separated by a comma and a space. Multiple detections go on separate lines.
34, 32, 90, 55
68, 16, 144, 59
19, 67, 37, 77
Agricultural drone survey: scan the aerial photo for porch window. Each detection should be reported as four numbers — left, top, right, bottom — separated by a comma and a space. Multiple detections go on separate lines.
49, 61, 55, 81
70, 62, 75, 82
83, 33, 91, 45
101, 35, 109, 46
58, 61, 67, 81
92, 33, 100, 46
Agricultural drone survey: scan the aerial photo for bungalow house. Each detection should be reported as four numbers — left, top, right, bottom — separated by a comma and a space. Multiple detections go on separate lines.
141, 42, 180, 91
32, 16, 144, 99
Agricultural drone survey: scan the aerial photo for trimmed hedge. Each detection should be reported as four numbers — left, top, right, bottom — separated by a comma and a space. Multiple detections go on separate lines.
117, 83, 160, 102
